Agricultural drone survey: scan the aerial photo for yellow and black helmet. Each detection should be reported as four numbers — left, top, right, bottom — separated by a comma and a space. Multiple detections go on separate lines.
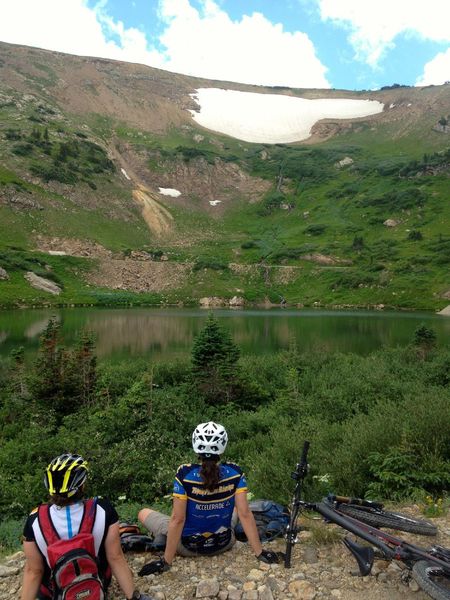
44, 453, 89, 497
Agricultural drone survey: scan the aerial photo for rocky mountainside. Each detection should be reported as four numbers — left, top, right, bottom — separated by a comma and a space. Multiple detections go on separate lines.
0, 42, 449, 310
1, 509, 449, 600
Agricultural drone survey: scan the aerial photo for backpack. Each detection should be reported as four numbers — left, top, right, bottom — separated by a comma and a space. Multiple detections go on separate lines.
235, 499, 290, 542
38, 498, 105, 600
119, 522, 156, 553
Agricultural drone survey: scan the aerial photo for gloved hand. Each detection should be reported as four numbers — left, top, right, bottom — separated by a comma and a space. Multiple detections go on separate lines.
138, 557, 170, 577
257, 549, 285, 564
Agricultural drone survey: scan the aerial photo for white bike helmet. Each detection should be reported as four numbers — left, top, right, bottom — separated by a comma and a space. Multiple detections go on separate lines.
192, 421, 228, 456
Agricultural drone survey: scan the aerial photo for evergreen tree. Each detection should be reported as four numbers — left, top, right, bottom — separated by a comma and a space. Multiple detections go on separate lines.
29, 318, 65, 414
67, 332, 97, 407
413, 324, 437, 359
29, 320, 98, 420
191, 313, 240, 404
351, 236, 365, 251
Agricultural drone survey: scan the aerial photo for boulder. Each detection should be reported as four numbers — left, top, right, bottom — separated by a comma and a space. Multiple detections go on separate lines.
24, 272, 61, 295
335, 156, 354, 168
229, 296, 245, 307
383, 219, 400, 227
0, 267, 9, 280
199, 297, 224, 307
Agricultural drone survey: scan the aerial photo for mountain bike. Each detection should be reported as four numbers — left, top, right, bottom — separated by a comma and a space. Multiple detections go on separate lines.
285, 441, 450, 600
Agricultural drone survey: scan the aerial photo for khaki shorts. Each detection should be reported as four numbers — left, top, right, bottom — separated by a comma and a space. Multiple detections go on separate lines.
143, 510, 236, 557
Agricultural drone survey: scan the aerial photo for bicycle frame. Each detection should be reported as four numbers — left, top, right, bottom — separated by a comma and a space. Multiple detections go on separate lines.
315, 501, 450, 576
285, 441, 450, 579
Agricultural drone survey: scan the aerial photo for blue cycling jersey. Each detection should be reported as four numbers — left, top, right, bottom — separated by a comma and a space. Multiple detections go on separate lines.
173, 462, 247, 553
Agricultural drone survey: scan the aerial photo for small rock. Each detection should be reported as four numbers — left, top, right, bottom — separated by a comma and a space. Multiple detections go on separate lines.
247, 569, 265, 582
409, 579, 420, 592
257, 584, 274, 600
0, 267, 9, 280
288, 579, 317, 600
303, 546, 319, 564
196, 578, 220, 598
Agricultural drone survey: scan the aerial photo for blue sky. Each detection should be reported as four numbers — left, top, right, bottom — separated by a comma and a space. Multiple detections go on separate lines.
1, 0, 450, 89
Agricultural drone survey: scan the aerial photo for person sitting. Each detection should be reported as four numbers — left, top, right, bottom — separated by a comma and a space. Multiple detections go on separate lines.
21, 453, 152, 600
138, 421, 281, 575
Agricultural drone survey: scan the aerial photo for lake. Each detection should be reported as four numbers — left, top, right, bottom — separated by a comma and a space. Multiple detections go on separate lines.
0, 307, 448, 361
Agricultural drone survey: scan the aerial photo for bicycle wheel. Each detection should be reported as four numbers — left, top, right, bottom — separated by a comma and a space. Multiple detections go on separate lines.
337, 504, 437, 536
412, 561, 450, 600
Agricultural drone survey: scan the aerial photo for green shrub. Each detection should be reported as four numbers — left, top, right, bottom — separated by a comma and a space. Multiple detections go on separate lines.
12, 143, 33, 156
0, 518, 23, 553
304, 224, 327, 236
361, 187, 427, 211
193, 258, 229, 272
241, 241, 259, 249
366, 446, 450, 501
257, 190, 285, 216
408, 230, 423, 241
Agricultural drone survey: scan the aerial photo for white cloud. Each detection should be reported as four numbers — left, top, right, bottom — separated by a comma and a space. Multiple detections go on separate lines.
417, 48, 450, 86
0, 0, 154, 65
157, 0, 330, 87
317, 0, 450, 66
0, 0, 330, 88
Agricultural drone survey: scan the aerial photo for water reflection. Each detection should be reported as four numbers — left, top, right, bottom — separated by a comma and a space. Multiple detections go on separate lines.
0, 308, 448, 360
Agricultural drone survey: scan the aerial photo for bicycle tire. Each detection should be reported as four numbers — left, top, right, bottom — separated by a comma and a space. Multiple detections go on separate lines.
337, 504, 437, 536
412, 561, 450, 600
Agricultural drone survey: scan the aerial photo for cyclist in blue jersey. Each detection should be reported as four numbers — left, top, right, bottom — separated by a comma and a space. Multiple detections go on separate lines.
138, 422, 281, 575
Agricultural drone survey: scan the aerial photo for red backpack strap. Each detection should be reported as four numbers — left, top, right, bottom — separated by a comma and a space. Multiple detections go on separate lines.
37, 504, 60, 546
79, 497, 97, 534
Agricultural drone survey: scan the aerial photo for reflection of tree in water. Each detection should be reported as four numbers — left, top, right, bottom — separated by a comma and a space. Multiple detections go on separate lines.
25, 316, 61, 339
1, 309, 449, 359
84, 314, 198, 357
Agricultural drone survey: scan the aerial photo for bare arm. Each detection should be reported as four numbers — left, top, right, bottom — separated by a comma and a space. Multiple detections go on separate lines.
20, 541, 45, 600
104, 522, 135, 599
163, 497, 186, 565
235, 492, 263, 557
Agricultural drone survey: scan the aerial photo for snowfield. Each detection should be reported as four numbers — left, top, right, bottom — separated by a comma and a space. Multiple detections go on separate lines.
190, 88, 384, 143
158, 187, 181, 197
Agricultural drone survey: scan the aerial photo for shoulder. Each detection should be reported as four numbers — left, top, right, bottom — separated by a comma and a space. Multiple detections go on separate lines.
23, 505, 41, 540
221, 462, 244, 476
95, 497, 118, 526
175, 463, 199, 481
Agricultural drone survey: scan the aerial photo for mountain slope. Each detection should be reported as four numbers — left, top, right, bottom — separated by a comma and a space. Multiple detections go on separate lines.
0, 42, 449, 310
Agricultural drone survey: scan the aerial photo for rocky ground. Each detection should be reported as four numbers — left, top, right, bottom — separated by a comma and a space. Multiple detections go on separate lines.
1, 511, 449, 600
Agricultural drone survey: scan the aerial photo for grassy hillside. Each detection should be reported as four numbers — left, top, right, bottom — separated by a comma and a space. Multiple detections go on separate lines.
0, 43, 449, 309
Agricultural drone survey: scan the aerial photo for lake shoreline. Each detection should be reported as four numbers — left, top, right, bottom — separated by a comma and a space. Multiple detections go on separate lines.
0, 299, 446, 314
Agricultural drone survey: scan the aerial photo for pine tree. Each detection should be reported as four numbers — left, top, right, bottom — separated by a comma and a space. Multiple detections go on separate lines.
191, 313, 240, 404
29, 320, 98, 420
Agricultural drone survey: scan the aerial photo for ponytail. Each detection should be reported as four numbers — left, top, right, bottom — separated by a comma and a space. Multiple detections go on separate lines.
199, 455, 220, 491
